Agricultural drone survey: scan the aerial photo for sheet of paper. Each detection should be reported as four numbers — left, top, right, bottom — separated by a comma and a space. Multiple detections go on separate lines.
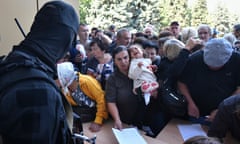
112, 127, 147, 144
177, 124, 207, 141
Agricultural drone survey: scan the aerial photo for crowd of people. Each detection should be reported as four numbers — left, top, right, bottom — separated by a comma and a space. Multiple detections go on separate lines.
60, 19, 240, 142
1, 1, 240, 143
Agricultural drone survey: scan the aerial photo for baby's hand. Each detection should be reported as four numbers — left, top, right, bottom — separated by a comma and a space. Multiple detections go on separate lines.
151, 65, 157, 72
138, 62, 143, 67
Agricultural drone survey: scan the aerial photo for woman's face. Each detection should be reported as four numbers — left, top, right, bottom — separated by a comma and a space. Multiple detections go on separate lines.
91, 43, 105, 59
114, 50, 130, 73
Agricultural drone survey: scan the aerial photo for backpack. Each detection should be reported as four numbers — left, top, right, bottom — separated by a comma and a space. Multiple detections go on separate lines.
0, 51, 78, 144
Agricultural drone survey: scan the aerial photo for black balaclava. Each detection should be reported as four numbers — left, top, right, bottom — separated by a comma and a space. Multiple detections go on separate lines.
14, 0, 79, 74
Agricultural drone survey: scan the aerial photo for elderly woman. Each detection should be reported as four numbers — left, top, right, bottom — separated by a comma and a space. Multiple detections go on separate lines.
56, 62, 108, 132
158, 38, 203, 83
105, 46, 167, 137
157, 38, 203, 118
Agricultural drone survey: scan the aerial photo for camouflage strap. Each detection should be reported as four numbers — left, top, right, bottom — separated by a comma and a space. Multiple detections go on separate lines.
0, 135, 2, 144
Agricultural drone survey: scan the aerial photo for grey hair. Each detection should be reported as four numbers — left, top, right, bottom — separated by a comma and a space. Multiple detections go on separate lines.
197, 24, 212, 35
116, 28, 130, 39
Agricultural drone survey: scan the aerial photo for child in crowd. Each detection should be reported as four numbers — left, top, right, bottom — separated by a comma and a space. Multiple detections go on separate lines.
128, 44, 159, 105
143, 40, 161, 67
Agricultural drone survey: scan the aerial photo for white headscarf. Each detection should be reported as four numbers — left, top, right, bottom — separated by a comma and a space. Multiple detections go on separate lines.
76, 44, 86, 58
57, 62, 76, 94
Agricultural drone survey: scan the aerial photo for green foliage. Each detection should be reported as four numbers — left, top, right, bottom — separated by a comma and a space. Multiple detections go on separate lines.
163, 0, 189, 27
86, 0, 162, 32
79, 0, 92, 24
78, 0, 240, 34
210, 1, 240, 34
191, 0, 209, 27
158, 0, 170, 28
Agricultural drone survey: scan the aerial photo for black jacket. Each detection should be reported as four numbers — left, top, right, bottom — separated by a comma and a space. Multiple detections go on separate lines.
0, 1, 79, 144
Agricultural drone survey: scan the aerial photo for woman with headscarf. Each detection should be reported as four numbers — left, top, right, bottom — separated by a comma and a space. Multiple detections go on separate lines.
56, 62, 108, 132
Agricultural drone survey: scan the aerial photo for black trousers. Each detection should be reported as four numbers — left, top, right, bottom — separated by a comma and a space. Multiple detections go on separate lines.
133, 87, 170, 137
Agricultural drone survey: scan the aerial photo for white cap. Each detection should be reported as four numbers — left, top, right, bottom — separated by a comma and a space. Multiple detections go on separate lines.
203, 38, 233, 68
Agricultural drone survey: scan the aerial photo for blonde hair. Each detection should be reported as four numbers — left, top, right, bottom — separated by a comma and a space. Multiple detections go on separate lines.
223, 33, 237, 46
183, 136, 222, 144
163, 39, 185, 61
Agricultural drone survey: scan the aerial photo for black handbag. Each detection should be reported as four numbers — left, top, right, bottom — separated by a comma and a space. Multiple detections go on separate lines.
161, 79, 187, 117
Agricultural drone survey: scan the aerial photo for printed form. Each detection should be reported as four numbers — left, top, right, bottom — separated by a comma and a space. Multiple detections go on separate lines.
112, 127, 147, 144
177, 124, 207, 141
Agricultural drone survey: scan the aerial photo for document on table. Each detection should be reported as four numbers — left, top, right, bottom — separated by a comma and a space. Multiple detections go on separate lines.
177, 124, 207, 141
112, 127, 147, 144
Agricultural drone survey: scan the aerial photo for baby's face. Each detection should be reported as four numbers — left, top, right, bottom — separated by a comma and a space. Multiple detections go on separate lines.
129, 46, 143, 59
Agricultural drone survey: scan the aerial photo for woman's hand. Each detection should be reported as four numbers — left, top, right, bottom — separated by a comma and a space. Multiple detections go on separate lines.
68, 80, 78, 93
89, 122, 102, 132
188, 102, 200, 118
206, 109, 218, 122
185, 37, 204, 51
114, 119, 123, 130
74, 53, 84, 63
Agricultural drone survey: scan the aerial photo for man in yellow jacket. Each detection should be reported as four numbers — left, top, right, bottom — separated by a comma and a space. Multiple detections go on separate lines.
57, 62, 108, 132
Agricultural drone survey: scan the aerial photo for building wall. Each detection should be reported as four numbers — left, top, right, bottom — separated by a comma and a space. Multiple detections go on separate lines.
0, 0, 79, 55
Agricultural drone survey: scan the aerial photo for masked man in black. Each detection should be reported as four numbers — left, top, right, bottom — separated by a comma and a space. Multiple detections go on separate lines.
0, 1, 79, 144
